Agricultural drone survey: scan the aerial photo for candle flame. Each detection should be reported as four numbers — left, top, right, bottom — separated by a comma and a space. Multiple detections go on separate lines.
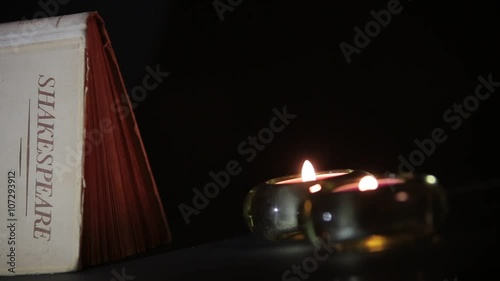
358, 175, 378, 191
301, 160, 316, 182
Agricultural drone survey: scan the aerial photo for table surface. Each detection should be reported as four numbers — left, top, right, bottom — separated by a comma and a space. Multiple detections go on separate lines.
5, 180, 500, 281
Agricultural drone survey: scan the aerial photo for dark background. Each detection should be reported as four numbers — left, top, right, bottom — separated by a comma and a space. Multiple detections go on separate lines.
2, 0, 499, 252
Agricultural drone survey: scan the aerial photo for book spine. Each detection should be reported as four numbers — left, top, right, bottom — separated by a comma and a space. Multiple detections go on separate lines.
0, 12, 90, 48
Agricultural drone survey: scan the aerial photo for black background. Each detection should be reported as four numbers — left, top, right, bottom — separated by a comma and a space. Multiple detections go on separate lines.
2, 0, 499, 251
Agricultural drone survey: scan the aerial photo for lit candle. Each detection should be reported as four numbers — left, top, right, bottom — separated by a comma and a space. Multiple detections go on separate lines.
242, 160, 372, 241
243, 159, 449, 253
332, 176, 405, 192
274, 162, 411, 193
275, 160, 349, 185
301, 172, 448, 252
277, 161, 406, 193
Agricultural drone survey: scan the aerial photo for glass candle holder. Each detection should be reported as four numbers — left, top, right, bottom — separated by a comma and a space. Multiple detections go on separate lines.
242, 169, 372, 241
301, 173, 449, 252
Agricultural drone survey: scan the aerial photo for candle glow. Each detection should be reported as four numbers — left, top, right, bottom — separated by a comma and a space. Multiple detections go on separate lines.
358, 175, 379, 191
302, 160, 322, 193
301, 160, 316, 182
275, 160, 347, 185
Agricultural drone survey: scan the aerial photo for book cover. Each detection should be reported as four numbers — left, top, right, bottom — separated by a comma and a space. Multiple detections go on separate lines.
0, 11, 171, 276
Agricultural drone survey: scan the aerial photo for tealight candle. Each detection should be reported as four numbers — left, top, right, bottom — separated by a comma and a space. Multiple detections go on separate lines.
302, 173, 449, 252
243, 161, 449, 252
242, 160, 372, 241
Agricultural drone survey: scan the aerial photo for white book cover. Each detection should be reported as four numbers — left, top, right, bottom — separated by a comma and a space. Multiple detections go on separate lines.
0, 12, 89, 275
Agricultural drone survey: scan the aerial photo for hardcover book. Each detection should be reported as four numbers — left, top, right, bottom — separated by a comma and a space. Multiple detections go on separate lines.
0, 11, 171, 275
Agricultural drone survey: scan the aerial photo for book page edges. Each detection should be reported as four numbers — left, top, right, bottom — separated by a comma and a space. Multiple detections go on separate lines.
91, 13, 172, 242
0, 12, 91, 48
